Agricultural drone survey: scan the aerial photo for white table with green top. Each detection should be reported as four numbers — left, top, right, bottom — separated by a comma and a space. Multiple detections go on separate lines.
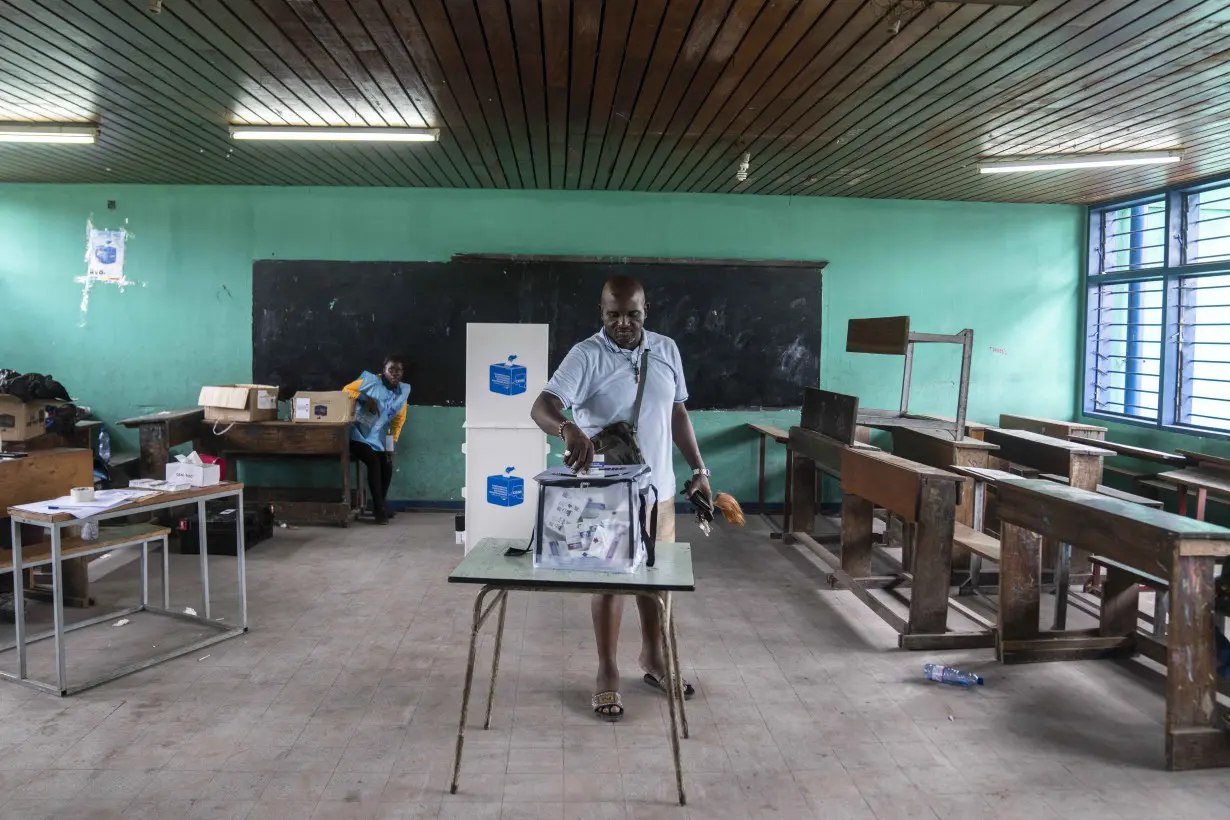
447, 537, 696, 806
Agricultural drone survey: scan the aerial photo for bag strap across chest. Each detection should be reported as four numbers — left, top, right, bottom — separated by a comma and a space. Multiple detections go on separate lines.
630, 348, 649, 433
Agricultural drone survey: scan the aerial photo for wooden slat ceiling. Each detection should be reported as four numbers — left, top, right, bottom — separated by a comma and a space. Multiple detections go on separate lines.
2, 0, 1229, 203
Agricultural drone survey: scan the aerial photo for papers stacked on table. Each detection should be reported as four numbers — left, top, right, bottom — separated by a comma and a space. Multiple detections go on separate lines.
11, 488, 159, 519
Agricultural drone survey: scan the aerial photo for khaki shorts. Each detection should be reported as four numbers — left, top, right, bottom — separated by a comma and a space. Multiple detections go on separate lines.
655, 502, 676, 544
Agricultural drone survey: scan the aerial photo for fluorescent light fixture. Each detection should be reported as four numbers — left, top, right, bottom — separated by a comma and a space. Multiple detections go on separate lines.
230, 126, 440, 142
978, 151, 1182, 174
0, 123, 98, 144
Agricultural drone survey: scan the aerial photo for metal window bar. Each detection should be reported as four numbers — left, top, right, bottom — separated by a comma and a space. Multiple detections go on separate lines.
1187, 212, 1230, 229
1100, 203, 1166, 274
1186, 189, 1230, 209
1105, 222, 1165, 239
1176, 274, 1230, 427
1185, 250, 1230, 265
1104, 204, 1165, 226
1095, 403, 1160, 416
1099, 371, 1161, 379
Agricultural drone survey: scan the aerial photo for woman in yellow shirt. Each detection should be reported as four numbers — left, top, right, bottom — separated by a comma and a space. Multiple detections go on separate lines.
342, 355, 410, 524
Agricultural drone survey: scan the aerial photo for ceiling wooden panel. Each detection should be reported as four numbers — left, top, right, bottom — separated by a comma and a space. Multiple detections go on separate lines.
2, 0, 1229, 203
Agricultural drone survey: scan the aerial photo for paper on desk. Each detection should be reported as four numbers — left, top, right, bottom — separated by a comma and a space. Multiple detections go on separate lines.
11, 488, 158, 519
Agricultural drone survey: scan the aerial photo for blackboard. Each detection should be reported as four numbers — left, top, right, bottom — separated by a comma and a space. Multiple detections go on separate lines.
252, 257, 823, 410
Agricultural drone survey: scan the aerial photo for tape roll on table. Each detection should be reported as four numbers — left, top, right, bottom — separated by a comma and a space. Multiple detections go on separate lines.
71, 486, 95, 503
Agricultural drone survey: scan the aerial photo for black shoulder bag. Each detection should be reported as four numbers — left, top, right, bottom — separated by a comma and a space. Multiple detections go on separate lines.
589, 349, 649, 466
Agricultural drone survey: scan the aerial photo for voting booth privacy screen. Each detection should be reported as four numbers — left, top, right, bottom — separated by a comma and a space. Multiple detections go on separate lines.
463, 323, 550, 552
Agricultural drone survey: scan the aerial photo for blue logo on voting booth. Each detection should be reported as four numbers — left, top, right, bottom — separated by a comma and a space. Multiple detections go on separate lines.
487, 467, 524, 507
489, 355, 527, 396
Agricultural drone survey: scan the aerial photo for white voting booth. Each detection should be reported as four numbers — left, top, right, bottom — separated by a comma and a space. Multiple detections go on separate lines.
462, 323, 549, 552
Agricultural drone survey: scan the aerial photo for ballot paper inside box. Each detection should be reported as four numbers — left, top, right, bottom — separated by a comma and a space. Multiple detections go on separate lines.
532, 464, 655, 573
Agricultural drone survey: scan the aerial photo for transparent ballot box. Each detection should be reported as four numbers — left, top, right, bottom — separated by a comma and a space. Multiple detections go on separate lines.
532, 464, 657, 572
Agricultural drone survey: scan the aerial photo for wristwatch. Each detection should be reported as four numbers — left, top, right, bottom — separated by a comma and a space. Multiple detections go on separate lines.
692, 467, 711, 477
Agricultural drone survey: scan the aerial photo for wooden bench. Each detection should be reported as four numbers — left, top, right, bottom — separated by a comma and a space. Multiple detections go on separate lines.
954, 522, 1000, 562
0, 523, 171, 571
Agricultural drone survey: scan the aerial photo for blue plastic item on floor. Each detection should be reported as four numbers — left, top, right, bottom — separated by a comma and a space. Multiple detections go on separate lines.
924, 663, 984, 687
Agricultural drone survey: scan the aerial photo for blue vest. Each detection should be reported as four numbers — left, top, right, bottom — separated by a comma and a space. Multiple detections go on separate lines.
350, 371, 411, 452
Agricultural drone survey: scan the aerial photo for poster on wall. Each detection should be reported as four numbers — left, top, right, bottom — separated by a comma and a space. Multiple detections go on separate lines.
85, 227, 127, 283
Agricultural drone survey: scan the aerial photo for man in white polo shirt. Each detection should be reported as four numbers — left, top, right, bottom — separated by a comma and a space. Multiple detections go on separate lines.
531, 275, 710, 721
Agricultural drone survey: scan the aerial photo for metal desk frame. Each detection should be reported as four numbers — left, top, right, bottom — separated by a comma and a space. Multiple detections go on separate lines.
448, 544, 692, 806
5, 485, 249, 696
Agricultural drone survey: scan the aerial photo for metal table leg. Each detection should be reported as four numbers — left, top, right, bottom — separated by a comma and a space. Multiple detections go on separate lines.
11, 518, 26, 681
668, 595, 689, 740
140, 540, 150, 608
1153, 590, 1169, 638
657, 591, 686, 806
161, 533, 171, 610
967, 480, 986, 593
50, 523, 67, 695
197, 500, 211, 619
451, 586, 505, 795
483, 592, 508, 730
236, 494, 248, 629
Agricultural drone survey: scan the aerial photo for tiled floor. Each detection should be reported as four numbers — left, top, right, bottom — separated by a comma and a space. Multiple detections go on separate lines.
0, 512, 1226, 819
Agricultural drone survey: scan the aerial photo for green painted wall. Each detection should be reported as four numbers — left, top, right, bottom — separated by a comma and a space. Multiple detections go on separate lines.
0, 185, 1082, 504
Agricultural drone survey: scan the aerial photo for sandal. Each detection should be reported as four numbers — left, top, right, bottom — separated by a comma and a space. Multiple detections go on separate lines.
591, 690, 624, 722
642, 671, 695, 700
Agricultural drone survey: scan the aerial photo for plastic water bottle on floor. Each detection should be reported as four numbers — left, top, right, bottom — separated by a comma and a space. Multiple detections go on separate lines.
99, 430, 111, 463
923, 663, 984, 687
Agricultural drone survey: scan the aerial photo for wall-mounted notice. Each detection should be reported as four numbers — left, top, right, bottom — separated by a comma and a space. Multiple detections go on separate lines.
85, 226, 127, 284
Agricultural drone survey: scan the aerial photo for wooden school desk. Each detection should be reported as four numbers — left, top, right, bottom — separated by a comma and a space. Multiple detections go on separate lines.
447, 538, 694, 806
998, 414, 1107, 442
118, 408, 206, 479
995, 478, 1230, 770
197, 420, 359, 526
888, 426, 999, 529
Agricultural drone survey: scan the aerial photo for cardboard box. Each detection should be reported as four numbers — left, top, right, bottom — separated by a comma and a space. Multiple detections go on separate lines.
292, 391, 355, 424
199, 384, 279, 423
166, 461, 221, 486
0, 396, 68, 442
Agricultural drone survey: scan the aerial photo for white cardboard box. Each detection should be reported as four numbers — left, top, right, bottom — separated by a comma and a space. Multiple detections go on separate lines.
166, 462, 221, 487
